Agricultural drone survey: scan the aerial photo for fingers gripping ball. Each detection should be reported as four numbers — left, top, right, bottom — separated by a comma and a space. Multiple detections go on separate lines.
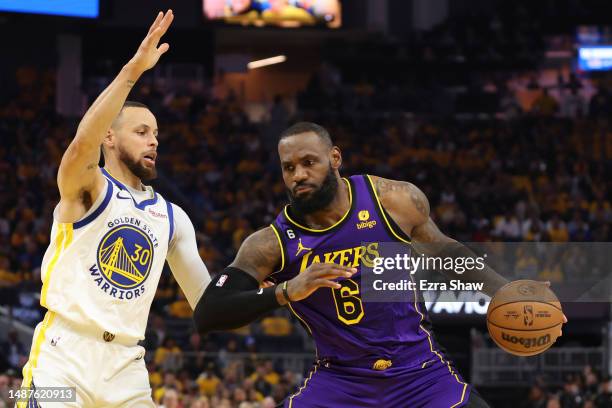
487, 280, 564, 356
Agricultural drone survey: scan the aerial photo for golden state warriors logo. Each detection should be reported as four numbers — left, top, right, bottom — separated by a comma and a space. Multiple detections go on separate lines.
96, 225, 154, 290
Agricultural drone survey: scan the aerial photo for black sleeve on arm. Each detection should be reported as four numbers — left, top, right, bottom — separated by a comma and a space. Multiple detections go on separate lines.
194, 267, 281, 334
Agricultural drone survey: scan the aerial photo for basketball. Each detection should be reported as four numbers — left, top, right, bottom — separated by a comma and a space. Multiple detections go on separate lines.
487, 280, 564, 356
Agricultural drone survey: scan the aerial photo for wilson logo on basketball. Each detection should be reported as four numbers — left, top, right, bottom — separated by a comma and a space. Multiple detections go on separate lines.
501, 332, 551, 349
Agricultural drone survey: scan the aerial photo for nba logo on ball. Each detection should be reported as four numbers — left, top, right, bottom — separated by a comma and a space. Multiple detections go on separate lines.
523, 305, 534, 326
487, 280, 564, 356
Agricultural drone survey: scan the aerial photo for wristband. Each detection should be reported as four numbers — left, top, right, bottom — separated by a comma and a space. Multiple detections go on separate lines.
282, 281, 292, 303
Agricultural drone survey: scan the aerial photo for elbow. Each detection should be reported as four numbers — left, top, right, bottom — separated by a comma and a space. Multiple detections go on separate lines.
193, 295, 214, 334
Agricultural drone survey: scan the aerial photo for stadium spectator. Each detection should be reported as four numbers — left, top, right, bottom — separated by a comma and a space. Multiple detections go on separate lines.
197, 362, 221, 397
0, 331, 26, 372
531, 88, 559, 116
155, 338, 183, 373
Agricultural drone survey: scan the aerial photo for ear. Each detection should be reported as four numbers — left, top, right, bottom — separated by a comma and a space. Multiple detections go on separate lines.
330, 146, 342, 170
103, 128, 115, 150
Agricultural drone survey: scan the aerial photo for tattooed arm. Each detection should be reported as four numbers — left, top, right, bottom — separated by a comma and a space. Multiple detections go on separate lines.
194, 226, 354, 333
372, 176, 508, 296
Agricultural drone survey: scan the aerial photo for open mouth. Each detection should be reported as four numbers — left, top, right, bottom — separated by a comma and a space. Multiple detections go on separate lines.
143, 152, 157, 165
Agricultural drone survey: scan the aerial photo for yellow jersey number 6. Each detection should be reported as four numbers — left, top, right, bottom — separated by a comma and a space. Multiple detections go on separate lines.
332, 279, 364, 325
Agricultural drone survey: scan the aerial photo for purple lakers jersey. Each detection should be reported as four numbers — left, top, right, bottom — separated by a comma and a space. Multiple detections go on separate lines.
272, 175, 441, 367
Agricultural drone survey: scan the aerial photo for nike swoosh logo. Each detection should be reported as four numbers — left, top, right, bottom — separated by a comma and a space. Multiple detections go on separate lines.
257, 288, 264, 295
116, 191, 132, 200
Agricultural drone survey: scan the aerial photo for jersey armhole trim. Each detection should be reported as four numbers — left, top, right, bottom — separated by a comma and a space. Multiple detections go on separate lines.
269, 223, 286, 273
364, 175, 411, 244
73, 178, 113, 229
167, 201, 175, 243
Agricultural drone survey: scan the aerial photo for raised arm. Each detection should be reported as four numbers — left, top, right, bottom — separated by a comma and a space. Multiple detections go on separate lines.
372, 176, 508, 296
56, 10, 174, 222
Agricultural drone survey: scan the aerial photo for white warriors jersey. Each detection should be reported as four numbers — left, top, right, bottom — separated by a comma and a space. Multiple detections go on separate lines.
39, 169, 175, 343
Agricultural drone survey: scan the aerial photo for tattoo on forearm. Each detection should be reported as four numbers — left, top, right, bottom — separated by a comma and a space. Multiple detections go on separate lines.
127, 80, 135, 88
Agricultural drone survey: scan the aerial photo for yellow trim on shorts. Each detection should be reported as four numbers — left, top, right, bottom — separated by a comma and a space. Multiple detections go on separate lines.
269, 224, 285, 272
41, 223, 73, 308
409, 273, 467, 407
21, 223, 71, 406
288, 362, 319, 408
19, 311, 56, 408
283, 178, 352, 232
365, 175, 411, 244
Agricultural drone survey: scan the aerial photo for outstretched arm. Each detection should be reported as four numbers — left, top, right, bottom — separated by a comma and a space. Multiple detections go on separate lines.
56, 10, 174, 222
372, 176, 508, 296
194, 226, 356, 333
194, 227, 282, 333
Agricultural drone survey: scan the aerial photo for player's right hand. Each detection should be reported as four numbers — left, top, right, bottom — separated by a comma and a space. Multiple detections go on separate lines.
129, 10, 174, 74
286, 263, 356, 302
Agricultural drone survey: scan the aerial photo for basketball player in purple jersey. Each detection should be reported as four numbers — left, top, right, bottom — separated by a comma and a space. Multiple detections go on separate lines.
195, 122, 560, 407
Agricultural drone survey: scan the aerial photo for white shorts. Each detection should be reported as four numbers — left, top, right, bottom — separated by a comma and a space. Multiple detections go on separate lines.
19, 312, 154, 408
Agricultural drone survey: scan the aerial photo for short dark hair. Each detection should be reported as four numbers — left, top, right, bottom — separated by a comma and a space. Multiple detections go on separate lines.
279, 122, 332, 147
110, 100, 151, 130
122, 100, 150, 110
104, 100, 152, 158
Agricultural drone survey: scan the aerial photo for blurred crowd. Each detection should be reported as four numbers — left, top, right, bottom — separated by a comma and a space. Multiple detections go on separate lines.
521, 366, 612, 408
2, 362, 611, 407
0, 32, 611, 406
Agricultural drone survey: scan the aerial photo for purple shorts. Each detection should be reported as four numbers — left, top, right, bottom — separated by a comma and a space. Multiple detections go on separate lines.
284, 358, 471, 408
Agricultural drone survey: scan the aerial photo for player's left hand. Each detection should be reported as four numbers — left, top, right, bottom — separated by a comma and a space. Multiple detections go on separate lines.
129, 10, 174, 74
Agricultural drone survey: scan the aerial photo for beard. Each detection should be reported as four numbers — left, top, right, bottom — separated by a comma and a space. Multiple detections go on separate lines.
287, 166, 338, 217
118, 146, 157, 181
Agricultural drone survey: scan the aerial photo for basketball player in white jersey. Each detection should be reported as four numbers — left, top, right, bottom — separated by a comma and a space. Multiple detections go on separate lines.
19, 10, 211, 407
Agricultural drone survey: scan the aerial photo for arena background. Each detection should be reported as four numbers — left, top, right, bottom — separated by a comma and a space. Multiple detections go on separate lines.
1, 1, 611, 407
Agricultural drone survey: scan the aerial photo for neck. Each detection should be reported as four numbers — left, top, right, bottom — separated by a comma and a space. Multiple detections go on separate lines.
299, 178, 350, 229
104, 159, 143, 190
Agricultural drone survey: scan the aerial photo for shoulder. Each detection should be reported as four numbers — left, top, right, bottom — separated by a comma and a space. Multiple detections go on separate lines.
169, 202, 189, 222
166, 202, 195, 245
239, 226, 279, 253
369, 175, 430, 223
